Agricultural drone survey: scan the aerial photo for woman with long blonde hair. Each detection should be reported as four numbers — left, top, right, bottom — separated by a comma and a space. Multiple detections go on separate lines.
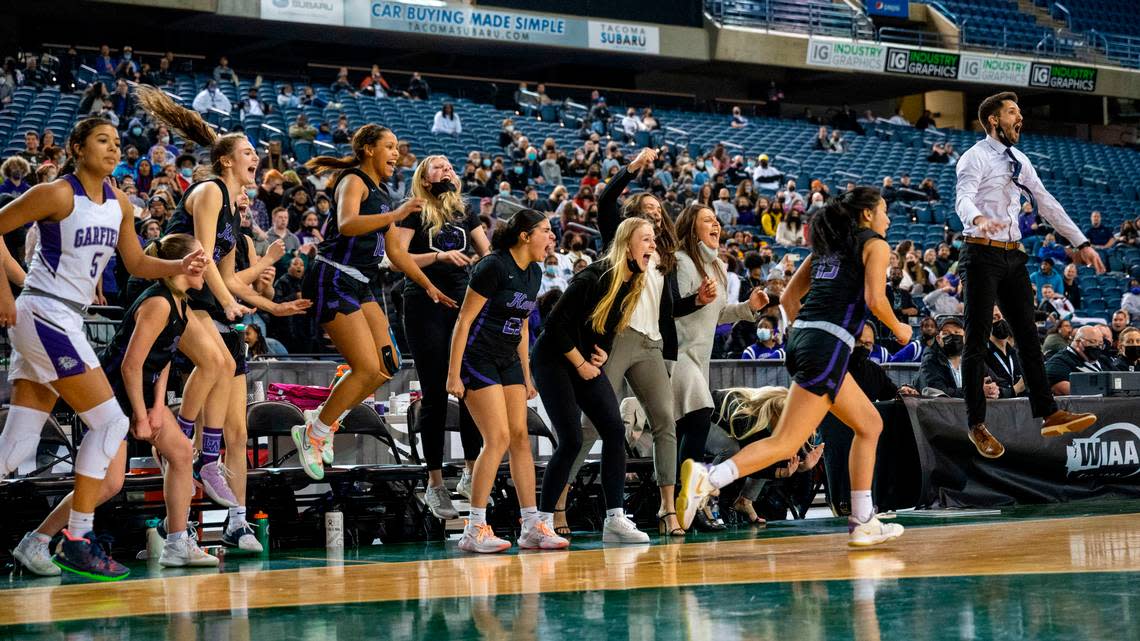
534, 217, 656, 544
386, 154, 490, 519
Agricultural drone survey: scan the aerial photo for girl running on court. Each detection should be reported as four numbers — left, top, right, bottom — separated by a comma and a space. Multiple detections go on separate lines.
295, 125, 437, 480
0, 117, 206, 580
445, 209, 567, 553
676, 187, 910, 547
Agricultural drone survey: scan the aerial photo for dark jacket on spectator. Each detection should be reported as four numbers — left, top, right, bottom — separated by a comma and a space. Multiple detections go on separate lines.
985, 340, 1024, 398
916, 343, 964, 397
848, 350, 900, 401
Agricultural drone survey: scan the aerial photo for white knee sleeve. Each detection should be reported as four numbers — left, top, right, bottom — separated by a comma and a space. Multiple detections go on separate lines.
74, 398, 130, 480
0, 406, 50, 476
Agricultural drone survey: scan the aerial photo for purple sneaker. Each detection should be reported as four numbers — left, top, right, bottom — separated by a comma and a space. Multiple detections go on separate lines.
197, 461, 238, 507
53, 530, 129, 581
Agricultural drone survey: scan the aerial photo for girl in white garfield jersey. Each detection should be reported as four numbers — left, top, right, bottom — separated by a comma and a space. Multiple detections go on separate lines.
0, 117, 205, 580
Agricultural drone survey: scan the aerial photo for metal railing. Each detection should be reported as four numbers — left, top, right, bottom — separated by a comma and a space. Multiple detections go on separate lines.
878, 27, 958, 50
704, 0, 872, 39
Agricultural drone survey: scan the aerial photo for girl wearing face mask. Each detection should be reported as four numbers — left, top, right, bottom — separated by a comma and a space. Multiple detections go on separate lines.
385, 155, 491, 519
742, 317, 785, 360
295, 211, 323, 246
672, 205, 769, 534
554, 148, 712, 539
0, 156, 31, 196
540, 254, 568, 295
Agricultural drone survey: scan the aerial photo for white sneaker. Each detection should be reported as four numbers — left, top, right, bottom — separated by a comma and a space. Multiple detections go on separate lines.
602, 515, 650, 544
222, 521, 264, 553
304, 409, 337, 465
424, 485, 459, 520
848, 516, 905, 547
457, 523, 511, 554
12, 532, 60, 576
159, 537, 220, 567
518, 520, 570, 550
676, 459, 714, 531
456, 469, 473, 500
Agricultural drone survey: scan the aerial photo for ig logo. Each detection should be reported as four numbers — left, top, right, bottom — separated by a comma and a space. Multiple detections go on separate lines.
811, 43, 830, 63
887, 49, 908, 72
963, 60, 979, 76
1030, 64, 1051, 86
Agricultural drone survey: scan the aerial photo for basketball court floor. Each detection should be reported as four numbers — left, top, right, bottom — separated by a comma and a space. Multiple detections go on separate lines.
3, 500, 1139, 640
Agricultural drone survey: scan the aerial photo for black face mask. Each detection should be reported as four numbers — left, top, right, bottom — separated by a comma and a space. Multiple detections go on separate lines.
992, 320, 1011, 340
851, 346, 870, 362
942, 335, 964, 357
889, 277, 902, 287
1084, 346, 1104, 363
761, 255, 772, 264
429, 180, 457, 196
626, 258, 644, 274
570, 241, 584, 252
1125, 345, 1140, 362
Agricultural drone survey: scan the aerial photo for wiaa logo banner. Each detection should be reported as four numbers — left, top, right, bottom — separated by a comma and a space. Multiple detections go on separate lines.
1066, 423, 1140, 479
885, 48, 959, 79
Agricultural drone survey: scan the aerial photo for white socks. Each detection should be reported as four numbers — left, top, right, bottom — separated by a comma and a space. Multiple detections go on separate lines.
227, 506, 248, 532
520, 506, 540, 528
605, 508, 625, 520
851, 490, 874, 523
309, 416, 332, 439
708, 460, 740, 489
167, 529, 187, 542
68, 510, 95, 539
468, 507, 487, 527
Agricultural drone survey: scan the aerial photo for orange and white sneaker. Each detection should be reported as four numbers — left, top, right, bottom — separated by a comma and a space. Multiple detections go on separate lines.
518, 520, 569, 550
458, 522, 511, 554
303, 409, 340, 465
291, 424, 325, 481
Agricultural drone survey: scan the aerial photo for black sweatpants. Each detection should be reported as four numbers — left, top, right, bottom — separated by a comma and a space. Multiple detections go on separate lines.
959, 244, 1057, 427
676, 407, 713, 468
533, 338, 627, 512
403, 292, 483, 470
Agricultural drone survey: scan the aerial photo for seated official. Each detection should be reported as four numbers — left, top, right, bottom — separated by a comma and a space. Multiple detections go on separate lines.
1112, 327, 1140, 371
1045, 325, 1106, 395
916, 316, 1001, 400
849, 325, 918, 401
986, 307, 1026, 398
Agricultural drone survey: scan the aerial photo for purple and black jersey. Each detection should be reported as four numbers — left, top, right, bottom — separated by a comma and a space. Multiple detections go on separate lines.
318, 168, 394, 279
465, 251, 541, 362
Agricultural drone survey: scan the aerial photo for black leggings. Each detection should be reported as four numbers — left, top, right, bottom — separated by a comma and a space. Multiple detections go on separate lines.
403, 292, 482, 470
676, 407, 713, 468
534, 339, 627, 512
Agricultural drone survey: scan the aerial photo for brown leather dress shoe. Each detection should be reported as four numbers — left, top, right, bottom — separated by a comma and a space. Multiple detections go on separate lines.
1041, 409, 1097, 438
968, 424, 1005, 459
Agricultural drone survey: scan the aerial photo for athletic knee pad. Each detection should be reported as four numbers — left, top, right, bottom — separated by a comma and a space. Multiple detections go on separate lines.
74, 399, 130, 480
0, 406, 50, 476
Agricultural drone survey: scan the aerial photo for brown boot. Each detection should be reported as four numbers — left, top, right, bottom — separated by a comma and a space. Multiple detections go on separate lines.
968, 424, 1005, 459
1041, 410, 1097, 438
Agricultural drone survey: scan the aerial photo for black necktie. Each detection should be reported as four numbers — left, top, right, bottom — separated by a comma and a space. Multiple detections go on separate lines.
1005, 148, 1038, 213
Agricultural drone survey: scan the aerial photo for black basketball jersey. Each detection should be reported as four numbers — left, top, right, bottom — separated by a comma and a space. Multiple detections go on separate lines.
465, 250, 541, 360
797, 228, 885, 338
318, 168, 394, 276
101, 282, 189, 390
165, 178, 238, 263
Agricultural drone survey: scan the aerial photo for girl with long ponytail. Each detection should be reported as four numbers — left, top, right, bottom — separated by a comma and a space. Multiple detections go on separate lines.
677, 186, 913, 549
136, 85, 310, 553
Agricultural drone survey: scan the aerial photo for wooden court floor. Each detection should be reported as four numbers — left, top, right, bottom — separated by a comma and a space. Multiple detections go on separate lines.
3, 501, 1140, 640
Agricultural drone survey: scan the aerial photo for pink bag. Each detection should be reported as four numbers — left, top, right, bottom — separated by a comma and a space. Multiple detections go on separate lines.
266, 383, 332, 410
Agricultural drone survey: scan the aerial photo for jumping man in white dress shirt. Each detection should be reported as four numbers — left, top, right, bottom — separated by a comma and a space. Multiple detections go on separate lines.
955, 91, 1105, 459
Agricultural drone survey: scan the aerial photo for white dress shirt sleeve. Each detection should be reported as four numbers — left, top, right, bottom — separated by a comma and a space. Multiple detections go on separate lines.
1019, 155, 1088, 247
954, 149, 984, 232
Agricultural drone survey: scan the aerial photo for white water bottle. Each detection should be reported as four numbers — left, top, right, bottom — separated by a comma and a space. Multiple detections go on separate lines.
325, 510, 344, 548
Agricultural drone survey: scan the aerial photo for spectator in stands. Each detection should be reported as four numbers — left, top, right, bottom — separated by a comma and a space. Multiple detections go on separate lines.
213, 56, 239, 85
765, 81, 783, 117
0, 157, 31, 196
887, 108, 910, 126
94, 44, 116, 75
113, 145, 142, 183
113, 45, 139, 80
430, 102, 462, 136
1060, 263, 1082, 309
778, 180, 803, 210
751, 154, 781, 192
642, 108, 659, 131
923, 274, 963, 316
359, 65, 390, 98
880, 176, 898, 205
288, 113, 317, 143
915, 110, 936, 131
135, 159, 154, 194
987, 307, 1025, 398
539, 148, 563, 187
396, 141, 417, 170
140, 218, 162, 241
260, 206, 301, 263
535, 83, 553, 106
407, 72, 430, 100
1046, 325, 1106, 394
588, 96, 611, 135
828, 130, 847, 153
238, 87, 268, 122
20, 56, 48, 89
814, 126, 833, 152
192, 79, 231, 115
713, 188, 736, 226
277, 84, 300, 110
805, 191, 826, 219
917, 317, 1000, 399
109, 79, 136, 129
849, 325, 918, 400
775, 204, 805, 247
1038, 283, 1075, 319
0, 71, 14, 107
927, 142, 950, 164
1036, 233, 1067, 265
622, 108, 646, 139
1042, 318, 1074, 355
123, 118, 148, 153
921, 248, 943, 278
539, 254, 568, 296
492, 181, 521, 217
555, 231, 592, 277
730, 106, 748, 129
1114, 327, 1140, 371
1085, 211, 1116, 250
147, 56, 175, 87
944, 142, 959, 164
272, 256, 308, 353
887, 266, 918, 322
1117, 219, 1138, 247
1030, 257, 1064, 303
1112, 310, 1131, 341
741, 317, 784, 360
919, 177, 941, 202
1123, 281, 1140, 319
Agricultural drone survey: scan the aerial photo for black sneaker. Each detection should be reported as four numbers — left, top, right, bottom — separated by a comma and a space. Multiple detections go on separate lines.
221, 521, 263, 553
53, 530, 130, 581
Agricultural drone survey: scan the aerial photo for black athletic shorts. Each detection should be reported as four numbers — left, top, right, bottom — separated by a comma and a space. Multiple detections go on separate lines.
785, 327, 854, 402
303, 260, 377, 326
220, 323, 249, 377
107, 369, 160, 416
461, 352, 525, 391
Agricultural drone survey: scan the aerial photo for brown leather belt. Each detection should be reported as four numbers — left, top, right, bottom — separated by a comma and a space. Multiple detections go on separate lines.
964, 236, 1021, 251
